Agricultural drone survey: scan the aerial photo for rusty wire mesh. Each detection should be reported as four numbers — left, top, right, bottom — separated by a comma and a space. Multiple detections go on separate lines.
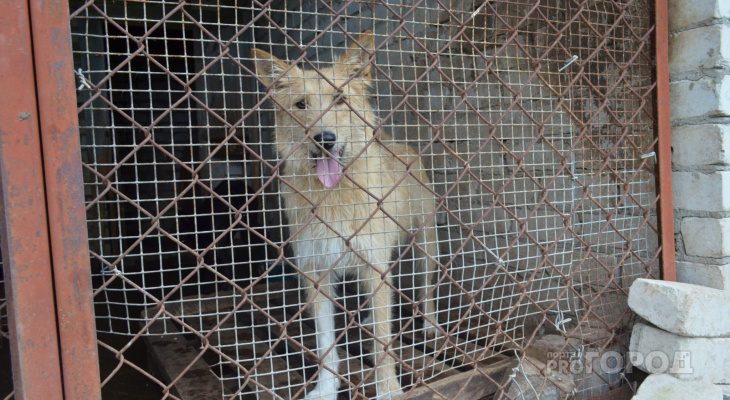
68, 0, 661, 399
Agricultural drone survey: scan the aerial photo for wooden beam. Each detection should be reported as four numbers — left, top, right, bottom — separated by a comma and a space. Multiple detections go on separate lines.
394, 357, 517, 400
585, 385, 634, 400
144, 319, 223, 400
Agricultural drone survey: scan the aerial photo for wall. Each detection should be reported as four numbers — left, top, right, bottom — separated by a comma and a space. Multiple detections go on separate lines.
669, 0, 730, 291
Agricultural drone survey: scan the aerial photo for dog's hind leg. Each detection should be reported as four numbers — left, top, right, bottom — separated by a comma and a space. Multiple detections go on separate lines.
303, 275, 341, 400
361, 262, 403, 399
416, 223, 443, 338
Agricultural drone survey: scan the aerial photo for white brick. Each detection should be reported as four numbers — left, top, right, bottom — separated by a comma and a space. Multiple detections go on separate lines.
670, 25, 730, 73
673, 171, 730, 212
721, 76, 730, 116
672, 125, 730, 166
630, 323, 730, 383
719, 384, 730, 400
633, 374, 723, 400
670, 76, 730, 120
681, 217, 730, 258
677, 261, 730, 291
669, 0, 730, 31
628, 279, 730, 337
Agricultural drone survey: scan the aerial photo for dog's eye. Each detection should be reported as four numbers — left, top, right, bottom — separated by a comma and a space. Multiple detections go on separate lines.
295, 100, 306, 109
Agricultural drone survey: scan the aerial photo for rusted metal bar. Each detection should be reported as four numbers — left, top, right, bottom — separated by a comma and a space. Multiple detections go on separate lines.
0, 0, 64, 398
655, 0, 676, 281
27, 0, 103, 397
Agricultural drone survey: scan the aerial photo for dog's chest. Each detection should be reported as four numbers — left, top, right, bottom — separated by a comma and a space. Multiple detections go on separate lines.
281, 187, 397, 272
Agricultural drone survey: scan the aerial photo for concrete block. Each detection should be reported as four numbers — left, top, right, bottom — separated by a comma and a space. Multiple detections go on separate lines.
540, 175, 575, 213
443, 181, 516, 231
522, 207, 568, 245
429, 0, 474, 24
495, 176, 540, 207
719, 384, 730, 400
633, 374, 723, 400
681, 217, 730, 258
670, 76, 730, 120
629, 323, 730, 383
677, 261, 730, 291
673, 171, 730, 212
669, 0, 730, 31
628, 278, 730, 337
573, 217, 632, 251
572, 250, 618, 286
670, 25, 730, 73
671, 124, 730, 166
513, 139, 570, 171
576, 172, 619, 210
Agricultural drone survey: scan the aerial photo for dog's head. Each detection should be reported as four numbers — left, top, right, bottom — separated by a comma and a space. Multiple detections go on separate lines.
252, 32, 375, 188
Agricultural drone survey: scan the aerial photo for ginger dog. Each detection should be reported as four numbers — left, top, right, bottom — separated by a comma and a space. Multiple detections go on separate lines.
252, 32, 441, 400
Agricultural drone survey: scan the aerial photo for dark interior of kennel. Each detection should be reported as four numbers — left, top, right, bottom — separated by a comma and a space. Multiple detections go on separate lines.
74, 2, 272, 308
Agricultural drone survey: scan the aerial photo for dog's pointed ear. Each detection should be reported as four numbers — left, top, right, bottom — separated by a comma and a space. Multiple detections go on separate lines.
251, 49, 295, 87
338, 31, 374, 79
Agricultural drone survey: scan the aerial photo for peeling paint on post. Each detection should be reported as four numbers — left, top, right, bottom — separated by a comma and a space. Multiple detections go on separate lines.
0, 1, 64, 399
27, 0, 102, 397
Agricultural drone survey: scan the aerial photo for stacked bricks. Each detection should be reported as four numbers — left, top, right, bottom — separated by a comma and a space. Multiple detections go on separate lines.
666, 3, 730, 394
627, 278, 729, 399
669, 0, 730, 290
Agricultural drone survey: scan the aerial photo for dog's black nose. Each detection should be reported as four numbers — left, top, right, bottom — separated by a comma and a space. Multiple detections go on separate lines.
313, 131, 337, 151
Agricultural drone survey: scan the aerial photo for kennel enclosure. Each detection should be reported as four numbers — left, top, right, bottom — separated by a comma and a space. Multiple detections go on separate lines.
1, 0, 674, 399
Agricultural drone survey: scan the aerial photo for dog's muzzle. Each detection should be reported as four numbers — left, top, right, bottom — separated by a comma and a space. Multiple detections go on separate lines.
311, 131, 343, 188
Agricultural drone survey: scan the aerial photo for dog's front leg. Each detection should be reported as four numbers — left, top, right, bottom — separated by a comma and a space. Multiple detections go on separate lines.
363, 270, 404, 400
304, 279, 340, 400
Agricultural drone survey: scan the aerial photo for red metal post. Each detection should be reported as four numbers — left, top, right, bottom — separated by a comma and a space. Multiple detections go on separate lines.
655, 0, 676, 281
0, 1, 64, 398
27, 0, 103, 397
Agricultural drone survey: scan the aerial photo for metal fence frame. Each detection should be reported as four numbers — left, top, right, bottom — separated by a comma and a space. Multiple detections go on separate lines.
0, 0, 673, 399
0, 0, 100, 399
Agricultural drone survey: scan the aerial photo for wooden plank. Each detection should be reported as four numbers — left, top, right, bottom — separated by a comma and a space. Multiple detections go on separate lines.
585, 385, 634, 400
144, 319, 224, 400
404, 329, 503, 370
392, 334, 461, 388
393, 357, 517, 400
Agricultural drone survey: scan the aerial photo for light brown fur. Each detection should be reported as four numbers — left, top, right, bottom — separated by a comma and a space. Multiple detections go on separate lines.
252, 32, 440, 399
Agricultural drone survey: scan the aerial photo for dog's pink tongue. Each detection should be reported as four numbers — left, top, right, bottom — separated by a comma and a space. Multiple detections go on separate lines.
316, 156, 342, 188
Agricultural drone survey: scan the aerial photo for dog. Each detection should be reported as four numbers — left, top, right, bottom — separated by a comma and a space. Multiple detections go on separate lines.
252, 31, 441, 400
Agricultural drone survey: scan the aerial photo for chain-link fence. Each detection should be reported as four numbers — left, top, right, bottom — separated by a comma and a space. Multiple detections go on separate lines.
69, 0, 661, 398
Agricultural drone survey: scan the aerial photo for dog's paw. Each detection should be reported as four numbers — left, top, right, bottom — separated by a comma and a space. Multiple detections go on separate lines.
304, 386, 339, 400
423, 318, 443, 339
